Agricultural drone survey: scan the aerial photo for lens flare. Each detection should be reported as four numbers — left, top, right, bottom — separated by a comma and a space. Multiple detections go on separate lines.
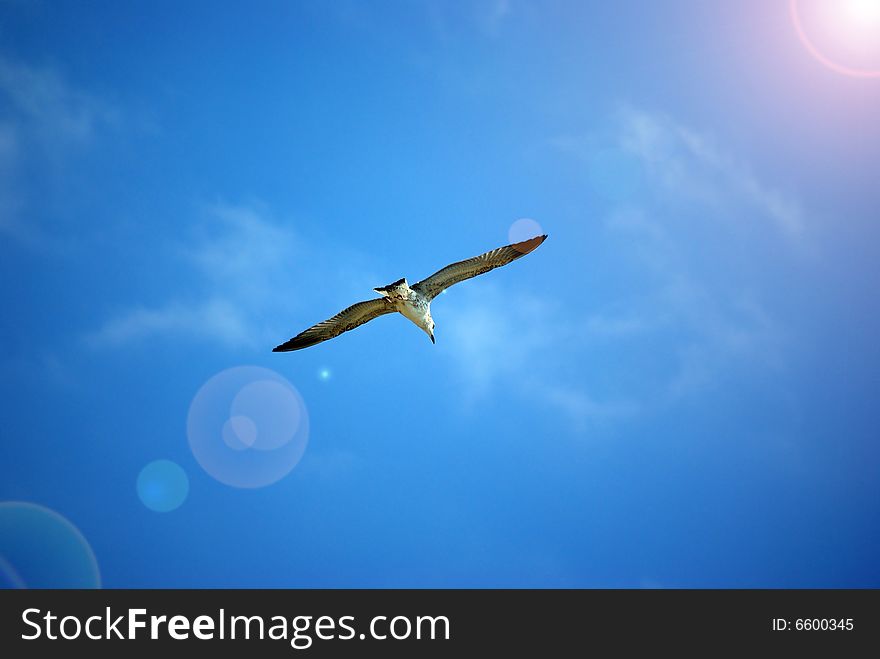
0, 555, 26, 588
508, 218, 544, 245
223, 415, 258, 450
187, 366, 309, 488
0, 502, 101, 588
791, 0, 880, 78
845, 0, 880, 25
136, 460, 189, 512
230, 380, 302, 451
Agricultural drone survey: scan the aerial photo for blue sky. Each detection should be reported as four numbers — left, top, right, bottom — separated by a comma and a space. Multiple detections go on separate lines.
1, 1, 879, 587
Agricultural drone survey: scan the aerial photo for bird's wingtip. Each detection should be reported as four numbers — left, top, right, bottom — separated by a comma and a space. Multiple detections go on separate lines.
512, 233, 548, 255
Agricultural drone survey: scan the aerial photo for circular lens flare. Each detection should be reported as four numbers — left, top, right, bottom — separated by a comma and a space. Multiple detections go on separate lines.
0, 502, 101, 588
0, 555, 26, 588
230, 380, 302, 451
187, 366, 309, 488
223, 415, 258, 450
136, 460, 190, 512
508, 218, 544, 245
791, 0, 880, 78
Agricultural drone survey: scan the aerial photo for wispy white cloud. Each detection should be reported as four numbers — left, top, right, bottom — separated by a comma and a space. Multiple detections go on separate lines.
0, 57, 117, 147
86, 298, 252, 349
602, 205, 786, 402
483, 0, 512, 35
88, 203, 290, 349
181, 202, 300, 309
618, 107, 805, 239
87, 202, 379, 350
534, 107, 802, 417
440, 285, 551, 395
582, 311, 651, 338
0, 120, 23, 236
439, 281, 636, 429
0, 56, 117, 244
662, 279, 784, 400
536, 384, 638, 433
424, 0, 514, 41
597, 109, 795, 401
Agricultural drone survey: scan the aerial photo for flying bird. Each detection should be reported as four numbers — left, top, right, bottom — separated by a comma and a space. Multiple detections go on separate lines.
272, 234, 547, 352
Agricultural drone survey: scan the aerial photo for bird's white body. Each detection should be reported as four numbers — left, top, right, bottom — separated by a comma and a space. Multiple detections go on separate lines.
375, 279, 434, 339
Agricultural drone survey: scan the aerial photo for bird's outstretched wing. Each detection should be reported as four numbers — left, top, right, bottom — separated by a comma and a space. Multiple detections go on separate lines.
273, 298, 396, 352
412, 234, 547, 301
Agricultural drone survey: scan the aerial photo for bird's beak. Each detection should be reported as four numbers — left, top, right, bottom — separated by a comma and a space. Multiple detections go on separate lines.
430, 333, 435, 344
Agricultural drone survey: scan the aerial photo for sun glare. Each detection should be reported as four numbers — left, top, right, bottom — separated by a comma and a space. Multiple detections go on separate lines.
791, 0, 880, 77
844, 0, 880, 26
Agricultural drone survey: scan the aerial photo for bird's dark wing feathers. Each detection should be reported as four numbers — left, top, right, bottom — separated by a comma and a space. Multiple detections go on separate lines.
272, 298, 396, 352
412, 234, 547, 301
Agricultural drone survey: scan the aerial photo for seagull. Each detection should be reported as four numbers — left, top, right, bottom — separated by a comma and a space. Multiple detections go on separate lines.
272, 234, 547, 352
